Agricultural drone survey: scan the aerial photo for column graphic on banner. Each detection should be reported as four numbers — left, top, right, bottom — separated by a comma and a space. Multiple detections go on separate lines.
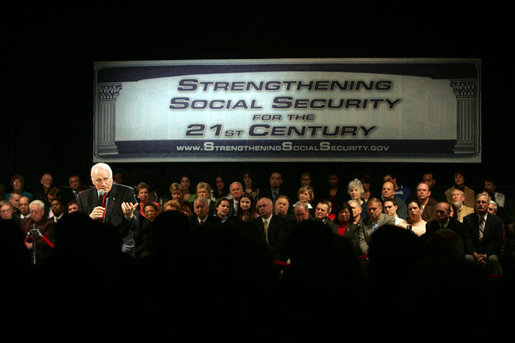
450, 79, 478, 155
96, 83, 122, 155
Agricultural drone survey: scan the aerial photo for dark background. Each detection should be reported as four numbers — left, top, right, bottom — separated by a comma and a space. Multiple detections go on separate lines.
2, 2, 512, 198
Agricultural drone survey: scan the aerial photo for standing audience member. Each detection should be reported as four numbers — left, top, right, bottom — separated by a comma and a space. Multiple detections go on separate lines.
213, 175, 228, 200
260, 171, 289, 204
463, 193, 504, 276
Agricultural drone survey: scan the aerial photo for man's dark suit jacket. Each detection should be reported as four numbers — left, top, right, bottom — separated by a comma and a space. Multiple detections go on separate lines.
462, 213, 504, 256
426, 216, 467, 236
77, 183, 139, 255
188, 214, 221, 230
253, 214, 288, 261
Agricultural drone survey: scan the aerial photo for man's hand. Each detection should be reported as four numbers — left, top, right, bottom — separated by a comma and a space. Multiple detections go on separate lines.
122, 202, 138, 219
89, 206, 106, 220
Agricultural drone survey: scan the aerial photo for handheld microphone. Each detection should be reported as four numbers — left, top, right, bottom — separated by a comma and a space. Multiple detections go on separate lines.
98, 189, 105, 207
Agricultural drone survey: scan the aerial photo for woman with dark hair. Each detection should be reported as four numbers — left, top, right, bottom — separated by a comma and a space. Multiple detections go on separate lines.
241, 170, 260, 200
336, 202, 355, 237
235, 192, 258, 222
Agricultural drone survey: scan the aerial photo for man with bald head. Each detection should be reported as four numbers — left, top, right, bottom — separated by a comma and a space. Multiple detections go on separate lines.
77, 162, 139, 256
425, 202, 468, 243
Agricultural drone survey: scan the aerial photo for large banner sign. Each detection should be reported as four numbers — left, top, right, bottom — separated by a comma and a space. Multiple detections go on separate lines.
93, 58, 481, 162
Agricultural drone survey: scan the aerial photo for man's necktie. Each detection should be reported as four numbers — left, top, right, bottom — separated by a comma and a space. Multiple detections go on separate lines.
263, 219, 270, 246
479, 217, 485, 240
100, 193, 107, 223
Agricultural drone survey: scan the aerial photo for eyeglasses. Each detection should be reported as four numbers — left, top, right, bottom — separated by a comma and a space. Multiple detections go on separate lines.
93, 177, 112, 184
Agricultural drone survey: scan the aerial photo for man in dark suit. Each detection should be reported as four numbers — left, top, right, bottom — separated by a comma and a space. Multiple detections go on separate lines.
254, 197, 288, 261
189, 197, 221, 230
77, 163, 139, 256
425, 202, 468, 250
463, 192, 504, 276
259, 171, 291, 204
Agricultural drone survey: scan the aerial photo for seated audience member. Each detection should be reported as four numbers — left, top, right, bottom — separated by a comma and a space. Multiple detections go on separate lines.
228, 181, 244, 216
260, 171, 290, 205
241, 170, 260, 200
213, 175, 228, 200
180, 201, 193, 217
235, 193, 258, 222
463, 193, 504, 277
136, 182, 161, 220
381, 180, 407, 219
180, 175, 195, 202
275, 195, 295, 223
189, 197, 220, 229
451, 188, 474, 222
8, 191, 22, 217
313, 200, 338, 234
163, 199, 182, 212
483, 177, 505, 218
360, 198, 396, 256
347, 178, 368, 220
321, 173, 346, 216
336, 202, 355, 236
425, 202, 468, 244
383, 171, 411, 202
254, 197, 289, 261
382, 197, 408, 228
445, 170, 476, 208
136, 202, 160, 259
293, 185, 314, 215
5, 174, 33, 201
0, 200, 16, 221
67, 200, 79, 214
50, 199, 65, 223
414, 182, 438, 222
34, 173, 54, 206
293, 202, 311, 224
17, 196, 31, 219
421, 171, 446, 202
196, 182, 215, 214
167, 182, 184, 203
214, 197, 235, 225
19, 200, 55, 261
405, 199, 427, 237
488, 200, 498, 216
298, 170, 313, 188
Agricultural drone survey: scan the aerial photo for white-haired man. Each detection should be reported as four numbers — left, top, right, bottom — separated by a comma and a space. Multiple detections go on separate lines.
77, 163, 139, 256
